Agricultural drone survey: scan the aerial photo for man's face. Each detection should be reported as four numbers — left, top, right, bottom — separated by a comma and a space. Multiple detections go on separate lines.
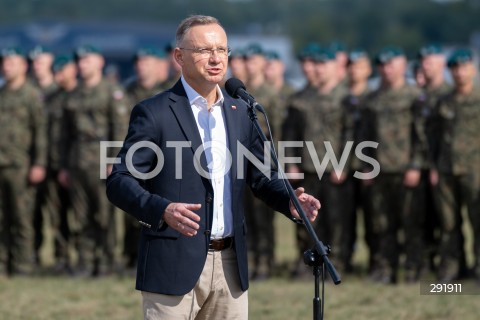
174, 23, 228, 88
1, 55, 28, 81
229, 57, 246, 79
450, 62, 476, 87
54, 63, 77, 87
265, 59, 284, 83
315, 60, 337, 85
32, 53, 54, 78
347, 57, 371, 83
245, 54, 267, 79
77, 53, 104, 80
301, 59, 318, 85
378, 56, 406, 85
135, 56, 158, 81
421, 54, 445, 81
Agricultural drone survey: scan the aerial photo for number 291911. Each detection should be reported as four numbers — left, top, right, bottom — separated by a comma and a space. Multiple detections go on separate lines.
425, 283, 462, 295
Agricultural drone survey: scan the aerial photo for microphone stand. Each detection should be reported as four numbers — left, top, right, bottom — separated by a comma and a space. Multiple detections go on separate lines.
245, 101, 341, 320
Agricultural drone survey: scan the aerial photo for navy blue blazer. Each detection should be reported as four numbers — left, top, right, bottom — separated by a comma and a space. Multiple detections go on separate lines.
106, 80, 292, 295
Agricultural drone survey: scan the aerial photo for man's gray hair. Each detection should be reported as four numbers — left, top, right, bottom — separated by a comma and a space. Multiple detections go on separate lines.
175, 15, 223, 46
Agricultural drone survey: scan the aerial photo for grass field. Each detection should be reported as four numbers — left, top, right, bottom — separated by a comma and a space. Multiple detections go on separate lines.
0, 213, 478, 319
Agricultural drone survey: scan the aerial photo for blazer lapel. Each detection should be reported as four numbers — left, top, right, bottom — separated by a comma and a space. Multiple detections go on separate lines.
168, 81, 212, 190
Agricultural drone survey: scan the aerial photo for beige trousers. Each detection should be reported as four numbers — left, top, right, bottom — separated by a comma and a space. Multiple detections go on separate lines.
142, 248, 248, 319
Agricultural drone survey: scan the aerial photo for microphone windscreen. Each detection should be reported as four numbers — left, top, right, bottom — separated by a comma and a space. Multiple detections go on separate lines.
225, 77, 246, 98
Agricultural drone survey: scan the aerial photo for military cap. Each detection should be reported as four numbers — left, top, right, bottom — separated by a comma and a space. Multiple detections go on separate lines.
74, 44, 102, 59
244, 43, 264, 58
0, 46, 26, 59
313, 46, 336, 62
134, 46, 166, 60
29, 45, 53, 60
265, 50, 281, 61
374, 46, 405, 64
298, 42, 322, 61
447, 48, 474, 67
52, 54, 74, 73
229, 48, 246, 59
329, 41, 347, 53
417, 43, 443, 58
347, 48, 369, 64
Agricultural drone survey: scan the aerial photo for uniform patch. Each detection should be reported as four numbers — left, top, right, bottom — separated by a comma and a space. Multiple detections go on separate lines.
113, 90, 124, 100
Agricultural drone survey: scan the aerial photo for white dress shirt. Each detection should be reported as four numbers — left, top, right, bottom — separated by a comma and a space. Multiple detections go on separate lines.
181, 76, 233, 239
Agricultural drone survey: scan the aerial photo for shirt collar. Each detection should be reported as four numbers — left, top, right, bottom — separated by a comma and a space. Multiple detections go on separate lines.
181, 75, 224, 110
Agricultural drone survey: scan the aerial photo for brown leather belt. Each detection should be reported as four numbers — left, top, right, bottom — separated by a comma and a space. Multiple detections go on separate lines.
209, 237, 234, 251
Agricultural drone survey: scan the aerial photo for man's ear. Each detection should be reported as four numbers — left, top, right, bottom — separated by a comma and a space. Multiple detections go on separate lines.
174, 48, 184, 66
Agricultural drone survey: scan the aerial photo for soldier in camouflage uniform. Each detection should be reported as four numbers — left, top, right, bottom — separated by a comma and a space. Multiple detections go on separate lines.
0, 47, 46, 276
363, 47, 422, 283
339, 49, 374, 273
409, 44, 452, 281
264, 49, 295, 120
242, 43, 279, 280
42, 55, 78, 272
284, 46, 347, 275
283, 43, 321, 278
431, 49, 480, 282
28, 45, 59, 266
126, 47, 170, 105
60, 45, 128, 277
228, 48, 248, 84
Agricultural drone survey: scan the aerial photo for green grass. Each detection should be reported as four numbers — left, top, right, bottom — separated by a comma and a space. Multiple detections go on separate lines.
0, 213, 478, 319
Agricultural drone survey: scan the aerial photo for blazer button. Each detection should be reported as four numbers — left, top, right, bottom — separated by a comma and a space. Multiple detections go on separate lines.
204, 230, 211, 236
206, 196, 213, 203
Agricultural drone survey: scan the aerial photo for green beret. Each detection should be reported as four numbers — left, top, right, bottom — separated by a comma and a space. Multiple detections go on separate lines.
29, 45, 53, 60
417, 43, 443, 58
298, 42, 322, 61
329, 41, 347, 53
265, 50, 281, 61
134, 46, 166, 60
313, 47, 336, 62
1, 46, 26, 59
447, 48, 474, 67
74, 44, 102, 59
347, 49, 369, 64
52, 54, 74, 73
375, 46, 405, 64
244, 43, 264, 58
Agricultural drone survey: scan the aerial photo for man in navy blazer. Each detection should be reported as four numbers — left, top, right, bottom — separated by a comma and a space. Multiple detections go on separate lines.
106, 15, 320, 319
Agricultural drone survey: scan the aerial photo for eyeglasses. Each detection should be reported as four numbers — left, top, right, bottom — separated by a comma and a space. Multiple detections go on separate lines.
179, 47, 231, 57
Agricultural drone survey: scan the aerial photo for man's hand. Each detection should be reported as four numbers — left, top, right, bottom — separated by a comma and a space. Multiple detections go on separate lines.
289, 187, 320, 222
29, 165, 46, 184
404, 169, 421, 188
430, 169, 439, 186
163, 203, 201, 237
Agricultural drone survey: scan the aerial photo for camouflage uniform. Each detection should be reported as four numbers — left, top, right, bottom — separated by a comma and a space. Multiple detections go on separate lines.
125, 80, 167, 106
62, 79, 128, 276
363, 84, 422, 283
433, 89, 480, 281
283, 84, 347, 273
410, 83, 451, 279
244, 82, 280, 279
0, 80, 46, 275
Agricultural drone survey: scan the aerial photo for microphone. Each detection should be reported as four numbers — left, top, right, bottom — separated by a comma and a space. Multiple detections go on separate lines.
225, 78, 265, 114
